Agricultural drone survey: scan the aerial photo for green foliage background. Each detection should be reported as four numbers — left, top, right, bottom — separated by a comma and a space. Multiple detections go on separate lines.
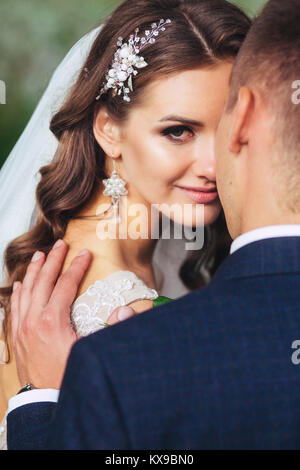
0, 0, 267, 168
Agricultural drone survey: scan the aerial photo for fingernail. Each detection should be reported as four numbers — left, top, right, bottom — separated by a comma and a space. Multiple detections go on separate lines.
117, 307, 134, 321
13, 282, 19, 291
77, 249, 89, 257
31, 251, 42, 262
53, 239, 64, 249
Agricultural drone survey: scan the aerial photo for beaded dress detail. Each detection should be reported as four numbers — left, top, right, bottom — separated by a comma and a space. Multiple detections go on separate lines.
71, 270, 158, 336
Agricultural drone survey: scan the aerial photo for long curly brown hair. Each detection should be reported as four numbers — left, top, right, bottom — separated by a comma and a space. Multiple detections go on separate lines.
0, 0, 251, 361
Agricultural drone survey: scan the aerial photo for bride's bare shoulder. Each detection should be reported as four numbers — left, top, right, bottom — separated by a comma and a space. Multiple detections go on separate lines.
61, 245, 126, 297
62, 222, 130, 296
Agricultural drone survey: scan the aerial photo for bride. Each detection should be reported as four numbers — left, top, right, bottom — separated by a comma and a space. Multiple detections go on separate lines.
0, 0, 250, 448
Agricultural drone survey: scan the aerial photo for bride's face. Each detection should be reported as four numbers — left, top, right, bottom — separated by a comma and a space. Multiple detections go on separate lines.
110, 62, 232, 227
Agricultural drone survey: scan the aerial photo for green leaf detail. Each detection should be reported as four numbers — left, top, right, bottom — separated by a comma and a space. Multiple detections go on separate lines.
153, 296, 173, 307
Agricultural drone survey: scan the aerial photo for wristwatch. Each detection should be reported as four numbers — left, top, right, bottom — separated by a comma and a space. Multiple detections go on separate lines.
17, 383, 37, 394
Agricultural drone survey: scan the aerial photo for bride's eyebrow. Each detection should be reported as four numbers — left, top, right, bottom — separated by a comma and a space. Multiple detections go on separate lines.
158, 115, 204, 127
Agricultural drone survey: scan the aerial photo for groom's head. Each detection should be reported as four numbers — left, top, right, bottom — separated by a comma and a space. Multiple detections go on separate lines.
216, 0, 300, 239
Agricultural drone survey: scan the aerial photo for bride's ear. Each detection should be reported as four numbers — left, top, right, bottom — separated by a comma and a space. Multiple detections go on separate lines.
93, 106, 122, 157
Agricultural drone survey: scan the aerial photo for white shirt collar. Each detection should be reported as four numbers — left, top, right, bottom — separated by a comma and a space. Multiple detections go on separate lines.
230, 225, 300, 255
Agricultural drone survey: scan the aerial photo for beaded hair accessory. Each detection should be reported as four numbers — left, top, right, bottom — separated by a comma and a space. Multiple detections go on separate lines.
96, 18, 172, 102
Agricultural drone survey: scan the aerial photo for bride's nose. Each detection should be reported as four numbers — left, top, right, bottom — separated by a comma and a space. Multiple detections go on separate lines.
191, 136, 216, 182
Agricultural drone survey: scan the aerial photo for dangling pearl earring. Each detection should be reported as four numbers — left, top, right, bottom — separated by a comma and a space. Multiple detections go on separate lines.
103, 154, 128, 224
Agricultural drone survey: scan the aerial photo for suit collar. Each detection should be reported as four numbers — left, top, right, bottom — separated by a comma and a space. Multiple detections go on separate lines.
214, 236, 300, 281
230, 225, 300, 255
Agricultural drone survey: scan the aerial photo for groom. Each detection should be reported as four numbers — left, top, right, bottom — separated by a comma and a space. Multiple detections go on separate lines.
7, 0, 300, 449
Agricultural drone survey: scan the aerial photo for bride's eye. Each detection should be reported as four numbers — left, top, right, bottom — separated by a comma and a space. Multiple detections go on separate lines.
161, 125, 194, 143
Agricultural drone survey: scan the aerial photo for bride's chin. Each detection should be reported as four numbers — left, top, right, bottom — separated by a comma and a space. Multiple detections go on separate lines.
173, 204, 222, 228
204, 206, 223, 226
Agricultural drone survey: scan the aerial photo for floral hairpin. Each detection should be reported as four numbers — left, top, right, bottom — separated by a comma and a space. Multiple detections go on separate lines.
96, 18, 172, 102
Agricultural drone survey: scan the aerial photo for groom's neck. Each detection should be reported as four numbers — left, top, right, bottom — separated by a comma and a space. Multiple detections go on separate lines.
235, 163, 300, 237
239, 204, 300, 237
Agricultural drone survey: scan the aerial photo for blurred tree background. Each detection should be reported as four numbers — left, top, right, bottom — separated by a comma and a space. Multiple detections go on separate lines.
0, 0, 267, 168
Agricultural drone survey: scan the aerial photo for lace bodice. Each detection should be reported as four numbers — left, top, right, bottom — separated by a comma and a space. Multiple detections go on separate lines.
0, 270, 158, 450
71, 270, 158, 337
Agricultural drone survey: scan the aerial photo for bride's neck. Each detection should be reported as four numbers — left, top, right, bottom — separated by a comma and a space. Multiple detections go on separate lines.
65, 189, 160, 275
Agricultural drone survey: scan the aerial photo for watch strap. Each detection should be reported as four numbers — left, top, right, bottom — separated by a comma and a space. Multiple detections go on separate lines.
17, 383, 37, 394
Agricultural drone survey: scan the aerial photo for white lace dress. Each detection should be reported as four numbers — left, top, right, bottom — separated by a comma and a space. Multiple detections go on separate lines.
0, 270, 158, 450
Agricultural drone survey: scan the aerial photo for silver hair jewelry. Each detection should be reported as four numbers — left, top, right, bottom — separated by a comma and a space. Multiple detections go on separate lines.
96, 18, 172, 102
103, 159, 128, 224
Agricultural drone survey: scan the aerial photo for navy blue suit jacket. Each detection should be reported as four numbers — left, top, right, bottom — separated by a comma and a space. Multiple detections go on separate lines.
7, 237, 300, 449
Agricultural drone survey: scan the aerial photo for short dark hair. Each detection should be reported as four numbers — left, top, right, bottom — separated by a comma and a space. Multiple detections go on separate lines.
227, 0, 300, 212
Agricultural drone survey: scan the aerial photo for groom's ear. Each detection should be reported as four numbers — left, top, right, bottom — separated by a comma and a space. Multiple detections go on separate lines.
93, 106, 122, 156
228, 86, 254, 155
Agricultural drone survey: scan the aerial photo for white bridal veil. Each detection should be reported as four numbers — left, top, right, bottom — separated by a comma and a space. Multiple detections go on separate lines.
0, 24, 103, 285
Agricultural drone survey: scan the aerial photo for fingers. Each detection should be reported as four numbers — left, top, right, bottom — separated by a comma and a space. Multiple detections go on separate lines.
30, 239, 69, 310
106, 306, 135, 326
19, 251, 46, 318
10, 281, 22, 344
47, 249, 92, 323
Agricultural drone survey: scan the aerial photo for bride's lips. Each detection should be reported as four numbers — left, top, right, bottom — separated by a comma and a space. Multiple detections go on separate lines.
175, 185, 219, 204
